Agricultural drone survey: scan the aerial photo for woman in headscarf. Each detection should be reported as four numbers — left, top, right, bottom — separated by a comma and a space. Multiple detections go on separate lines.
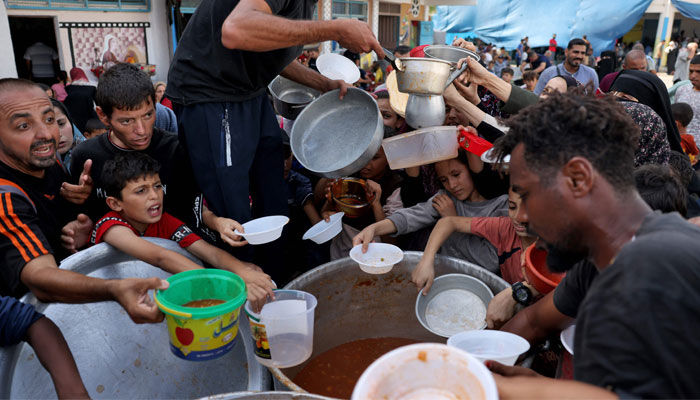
609, 69, 683, 153
620, 101, 671, 166
63, 67, 97, 132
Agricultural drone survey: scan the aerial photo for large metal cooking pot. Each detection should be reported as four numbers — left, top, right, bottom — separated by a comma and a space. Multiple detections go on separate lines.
291, 88, 383, 178
0, 239, 271, 399
205, 391, 333, 400
405, 94, 446, 129
268, 252, 508, 395
395, 58, 467, 95
269, 76, 321, 120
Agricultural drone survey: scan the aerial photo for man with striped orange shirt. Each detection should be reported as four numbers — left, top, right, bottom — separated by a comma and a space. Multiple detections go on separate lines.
0, 78, 167, 324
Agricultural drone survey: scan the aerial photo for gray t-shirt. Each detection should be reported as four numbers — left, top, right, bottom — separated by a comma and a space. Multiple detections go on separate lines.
534, 64, 599, 95
387, 192, 508, 273
23, 42, 57, 78
674, 84, 700, 144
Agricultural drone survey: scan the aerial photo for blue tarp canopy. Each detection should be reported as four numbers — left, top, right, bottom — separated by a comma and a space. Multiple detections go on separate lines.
433, 0, 653, 55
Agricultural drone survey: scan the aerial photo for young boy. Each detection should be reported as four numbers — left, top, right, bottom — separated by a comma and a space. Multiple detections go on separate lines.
671, 102, 699, 165
0, 296, 88, 398
500, 67, 514, 84
83, 118, 108, 139
91, 152, 275, 310
412, 188, 539, 329
521, 70, 538, 92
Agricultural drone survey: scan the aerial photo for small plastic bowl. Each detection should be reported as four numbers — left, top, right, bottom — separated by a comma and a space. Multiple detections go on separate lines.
523, 243, 566, 294
349, 243, 403, 274
447, 330, 530, 366
234, 215, 289, 245
317, 53, 361, 84
351, 343, 498, 400
302, 212, 344, 244
560, 324, 576, 355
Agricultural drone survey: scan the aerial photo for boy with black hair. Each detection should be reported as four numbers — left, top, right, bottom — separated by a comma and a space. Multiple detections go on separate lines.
500, 67, 514, 84
91, 152, 275, 310
0, 296, 88, 398
634, 164, 688, 216
671, 102, 699, 165
83, 118, 108, 139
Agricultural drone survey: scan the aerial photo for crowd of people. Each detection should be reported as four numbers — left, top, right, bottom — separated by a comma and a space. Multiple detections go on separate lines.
1, 0, 700, 397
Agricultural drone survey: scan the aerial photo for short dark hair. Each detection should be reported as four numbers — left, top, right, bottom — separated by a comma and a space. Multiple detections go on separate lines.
527, 50, 537, 58
395, 45, 411, 55
85, 118, 108, 133
101, 152, 161, 199
493, 92, 640, 191
634, 164, 688, 216
0, 78, 41, 97
567, 38, 587, 50
523, 71, 538, 81
50, 98, 75, 128
501, 67, 514, 76
691, 54, 700, 65
672, 102, 694, 127
57, 70, 68, 83
668, 150, 694, 187
374, 90, 390, 100
96, 63, 155, 118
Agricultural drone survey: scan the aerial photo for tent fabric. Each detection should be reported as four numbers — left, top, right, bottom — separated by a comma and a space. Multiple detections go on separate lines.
671, 0, 700, 20
433, 0, 653, 55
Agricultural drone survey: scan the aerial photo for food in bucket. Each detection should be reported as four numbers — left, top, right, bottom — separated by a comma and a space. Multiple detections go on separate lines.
183, 299, 226, 308
293, 337, 421, 399
425, 289, 487, 336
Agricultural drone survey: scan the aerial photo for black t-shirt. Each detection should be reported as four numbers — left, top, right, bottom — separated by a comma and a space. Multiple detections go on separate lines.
558, 212, 700, 398
0, 161, 76, 297
166, 0, 318, 105
70, 129, 204, 235
552, 260, 598, 318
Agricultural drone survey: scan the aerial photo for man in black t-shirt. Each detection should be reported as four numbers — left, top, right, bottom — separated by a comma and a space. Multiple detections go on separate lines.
166, 0, 384, 278
70, 64, 208, 243
0, 78, 167, 324
490, 93, 700, 398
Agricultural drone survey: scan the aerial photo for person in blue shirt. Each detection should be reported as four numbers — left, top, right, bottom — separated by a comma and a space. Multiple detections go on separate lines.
535, 38, 599, 95
0, 296, 88, 398
520, 50, 551, 75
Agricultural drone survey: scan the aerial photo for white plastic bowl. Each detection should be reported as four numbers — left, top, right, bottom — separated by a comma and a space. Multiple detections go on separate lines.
349, 243, 403, 274
317, 53, 361, 84
447, 330, 530, 366
382, 126, 460, 170
302, 212, 344, 244
560, 324, 575, 355
234, 215, 289, 245
351, 343, 498, 400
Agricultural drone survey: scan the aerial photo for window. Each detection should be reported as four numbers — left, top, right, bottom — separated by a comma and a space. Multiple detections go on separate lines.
332, 0, 367, 21
5, 0, 150, 12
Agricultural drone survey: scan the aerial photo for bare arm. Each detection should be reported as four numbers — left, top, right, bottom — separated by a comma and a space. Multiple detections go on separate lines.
102, 225, 202, 274
221, 0, 383, 56
495, 375, 617, 400
202, 205, 248, 248
20, 254, 167, 323
281, 60, 348, 95
500, 290, 573, 344
26, 317, 89, 399
303, 200, 322, 225
352, 219, 398, 252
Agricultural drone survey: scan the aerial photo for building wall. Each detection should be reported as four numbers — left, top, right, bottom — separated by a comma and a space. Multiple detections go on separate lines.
0, 2, 18, 78
4, 1, 171, 82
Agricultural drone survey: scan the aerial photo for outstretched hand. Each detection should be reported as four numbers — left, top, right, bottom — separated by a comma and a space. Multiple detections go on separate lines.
61, 159, 93, 204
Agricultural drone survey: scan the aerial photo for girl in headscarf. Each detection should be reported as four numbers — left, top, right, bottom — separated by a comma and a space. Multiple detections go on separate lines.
609, 70, 683, 153
620, 102, 671, 166
50, 99, 86, 172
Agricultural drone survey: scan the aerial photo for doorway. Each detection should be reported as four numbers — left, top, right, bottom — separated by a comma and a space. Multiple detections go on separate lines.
9, 16, 59, 80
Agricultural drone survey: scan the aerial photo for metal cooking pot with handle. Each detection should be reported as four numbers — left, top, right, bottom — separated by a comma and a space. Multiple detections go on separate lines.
269, 75, 321, 120
396, 58, 468, 95
290, 88, 383, 178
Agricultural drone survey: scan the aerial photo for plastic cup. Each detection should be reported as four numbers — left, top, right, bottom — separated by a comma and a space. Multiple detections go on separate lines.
244, 290, 317, 368
352, 343, 498, 400
447, 330, 530, 366
154, 269, 246, 361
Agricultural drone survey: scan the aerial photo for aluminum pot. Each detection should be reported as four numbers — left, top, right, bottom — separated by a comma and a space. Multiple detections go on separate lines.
405, 93, 446, 129
395, 57, 466, 95
424, 45, 481, 66
269, 75, 321, 120
268, 252, 508, 396
291, 88, 383, 178
0, 239, 271, 399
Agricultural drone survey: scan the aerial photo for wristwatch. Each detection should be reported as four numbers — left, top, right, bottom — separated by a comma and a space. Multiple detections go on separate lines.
511, 282, 533, 306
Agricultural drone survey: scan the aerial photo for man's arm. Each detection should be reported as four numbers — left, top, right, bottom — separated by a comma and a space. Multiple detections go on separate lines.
500, 290, 573, 344
533, 62, 546, 74
494, 375, 617, 399
20, 254, 167, 323
280, 60, 350, 96
221, 0, 383, 56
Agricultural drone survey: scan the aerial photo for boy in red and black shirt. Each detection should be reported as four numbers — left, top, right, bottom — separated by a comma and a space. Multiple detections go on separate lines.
91, 152, 275, 310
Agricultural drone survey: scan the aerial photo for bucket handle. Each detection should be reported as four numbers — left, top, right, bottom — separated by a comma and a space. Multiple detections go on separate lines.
154, 295, 192, 318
